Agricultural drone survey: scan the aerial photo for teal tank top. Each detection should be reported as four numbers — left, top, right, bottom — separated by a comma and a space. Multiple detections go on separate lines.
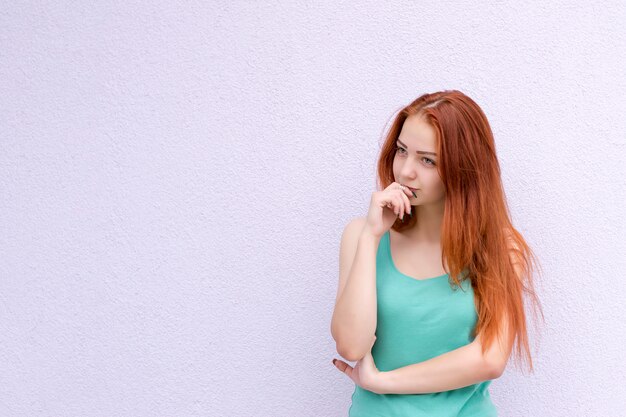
348, 230, 498, 417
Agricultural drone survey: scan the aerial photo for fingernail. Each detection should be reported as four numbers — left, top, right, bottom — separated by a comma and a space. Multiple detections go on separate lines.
332, 359, 337, 366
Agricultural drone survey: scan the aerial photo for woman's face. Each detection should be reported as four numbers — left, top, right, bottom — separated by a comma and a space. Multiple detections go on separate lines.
393, 114, 446, 207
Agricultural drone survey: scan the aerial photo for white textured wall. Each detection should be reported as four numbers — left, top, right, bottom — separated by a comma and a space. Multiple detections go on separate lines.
1, 1, 625, 416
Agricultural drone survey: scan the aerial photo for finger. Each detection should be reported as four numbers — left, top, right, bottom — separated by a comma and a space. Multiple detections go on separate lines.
398, 186, 413, 214
392, 196, 404, 220
333, 359, 353, 377
393, 187, 408, 216
399, 189, 411, 215
387, 182, 402, 191
388, 196, 398, 217
383, 197, 393, 211
393, 193, 406, 219
388, 198, 400, 218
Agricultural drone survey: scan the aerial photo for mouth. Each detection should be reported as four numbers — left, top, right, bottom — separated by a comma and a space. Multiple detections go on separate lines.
403, 186, 419, 198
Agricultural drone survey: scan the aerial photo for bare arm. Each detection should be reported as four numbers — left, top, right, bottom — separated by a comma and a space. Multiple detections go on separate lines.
330, 217, 380, 362
376, 339, 501, 394
375, 234, 520, 395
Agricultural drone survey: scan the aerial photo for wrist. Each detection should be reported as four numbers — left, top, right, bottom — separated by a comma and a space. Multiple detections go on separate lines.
375, 371, 394, 395
360, 227, 382, 243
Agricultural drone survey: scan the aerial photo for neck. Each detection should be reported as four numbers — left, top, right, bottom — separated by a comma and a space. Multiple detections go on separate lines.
403, 201, 445, 244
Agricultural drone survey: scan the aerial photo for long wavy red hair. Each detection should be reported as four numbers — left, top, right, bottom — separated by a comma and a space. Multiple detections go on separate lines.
376, 90, 544, 373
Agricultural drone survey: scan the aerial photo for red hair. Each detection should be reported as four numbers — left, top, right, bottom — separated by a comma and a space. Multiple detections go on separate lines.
376, 90, 544, 373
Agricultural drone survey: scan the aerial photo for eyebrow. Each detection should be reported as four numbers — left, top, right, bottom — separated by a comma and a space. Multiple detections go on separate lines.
396, 139, 438, 156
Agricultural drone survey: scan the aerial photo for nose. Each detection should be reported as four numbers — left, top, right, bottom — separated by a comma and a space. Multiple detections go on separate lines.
400, 160, 417, 180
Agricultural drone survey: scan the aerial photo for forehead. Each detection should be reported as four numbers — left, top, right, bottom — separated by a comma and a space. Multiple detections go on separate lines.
398, 115, 437, 149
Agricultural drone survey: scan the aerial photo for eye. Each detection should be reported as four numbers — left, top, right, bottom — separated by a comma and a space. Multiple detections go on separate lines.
396, 146, 436, 166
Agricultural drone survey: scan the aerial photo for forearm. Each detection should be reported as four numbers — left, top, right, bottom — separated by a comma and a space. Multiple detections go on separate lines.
331, 231, 380, 361
377, 340, 498, 394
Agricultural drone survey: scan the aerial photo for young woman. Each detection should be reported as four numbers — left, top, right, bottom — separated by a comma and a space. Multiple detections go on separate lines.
330, 90, 544, 416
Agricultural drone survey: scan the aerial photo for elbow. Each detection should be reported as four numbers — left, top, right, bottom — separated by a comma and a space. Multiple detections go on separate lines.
331, 325, 366, 362
335, 343, 366, 362
337, 347, 365, 362
472, 338, 506, 380
485, 359, 505, 380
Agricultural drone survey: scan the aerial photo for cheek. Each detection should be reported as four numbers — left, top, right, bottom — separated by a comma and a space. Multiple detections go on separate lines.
424, 175, 445, 193
392, 160, 401, 177
434, 179, 446, 195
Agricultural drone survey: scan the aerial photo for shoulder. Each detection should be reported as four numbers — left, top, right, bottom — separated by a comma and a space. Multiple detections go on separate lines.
339, 216, 367, 264
340, 216, 368, 249
342, 216, 367, 238
334, 217, 368, 305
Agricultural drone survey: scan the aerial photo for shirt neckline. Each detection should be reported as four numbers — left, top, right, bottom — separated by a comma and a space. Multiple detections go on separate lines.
385, 230, 449, 282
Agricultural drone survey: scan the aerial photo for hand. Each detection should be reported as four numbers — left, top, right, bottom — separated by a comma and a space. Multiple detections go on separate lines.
332, 336, 384, 394
363, 182, 414, 239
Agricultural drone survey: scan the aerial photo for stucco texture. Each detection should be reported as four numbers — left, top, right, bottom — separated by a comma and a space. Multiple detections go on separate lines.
1, 1, 625, 416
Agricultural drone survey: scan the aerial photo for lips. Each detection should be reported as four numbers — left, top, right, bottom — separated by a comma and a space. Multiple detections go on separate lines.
403, 186, 418, 198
